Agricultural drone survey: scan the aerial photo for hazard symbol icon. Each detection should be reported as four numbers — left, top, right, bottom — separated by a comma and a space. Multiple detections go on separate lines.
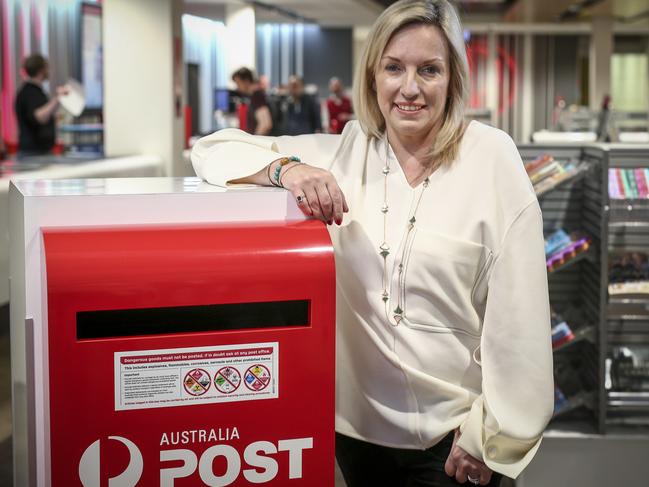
183, 368, 211, 396
214, 366, 241, 394
244, 364, 271, 392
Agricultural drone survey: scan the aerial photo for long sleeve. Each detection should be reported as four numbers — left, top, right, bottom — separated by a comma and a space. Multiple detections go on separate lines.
191, 128, 340, 187
456, 200, 554, 479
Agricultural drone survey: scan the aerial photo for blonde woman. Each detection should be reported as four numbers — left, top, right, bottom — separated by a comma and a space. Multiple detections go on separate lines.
192, 1, 553, 485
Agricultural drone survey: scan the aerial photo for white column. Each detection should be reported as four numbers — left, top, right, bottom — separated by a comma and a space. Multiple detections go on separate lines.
225, 4, 256, 81
589, 16, 613, 110
103, 0, 185, 176
521, 33, 534, 143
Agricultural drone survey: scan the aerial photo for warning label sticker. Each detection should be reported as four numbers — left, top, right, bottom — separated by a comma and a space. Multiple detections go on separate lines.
114, 343, 278, 411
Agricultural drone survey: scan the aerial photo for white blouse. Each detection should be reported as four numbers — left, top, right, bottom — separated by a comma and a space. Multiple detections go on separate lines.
191, 120, 554, 478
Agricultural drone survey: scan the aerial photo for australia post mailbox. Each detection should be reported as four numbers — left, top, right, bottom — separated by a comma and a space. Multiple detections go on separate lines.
10, 179, 335, 487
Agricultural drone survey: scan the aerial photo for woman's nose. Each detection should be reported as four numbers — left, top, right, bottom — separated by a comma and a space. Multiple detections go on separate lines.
400, 71, 420, 98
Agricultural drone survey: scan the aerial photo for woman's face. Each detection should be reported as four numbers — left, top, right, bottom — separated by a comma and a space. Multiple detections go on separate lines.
375, 23, 450, 144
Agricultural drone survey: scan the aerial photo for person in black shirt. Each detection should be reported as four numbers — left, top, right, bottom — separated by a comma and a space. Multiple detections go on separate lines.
14, 54, 68, 157
232, 67, 272, 135
283, 76, 322, 136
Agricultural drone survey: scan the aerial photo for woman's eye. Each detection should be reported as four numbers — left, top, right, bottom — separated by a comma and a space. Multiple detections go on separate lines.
385, 64, 401, 72
420, 65, 440, 75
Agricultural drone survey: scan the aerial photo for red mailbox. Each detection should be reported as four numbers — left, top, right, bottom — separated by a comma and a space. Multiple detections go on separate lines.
43, 220, 335, 486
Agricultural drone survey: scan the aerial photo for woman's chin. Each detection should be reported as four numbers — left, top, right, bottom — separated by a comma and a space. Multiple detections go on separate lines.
387, 120, 434, 140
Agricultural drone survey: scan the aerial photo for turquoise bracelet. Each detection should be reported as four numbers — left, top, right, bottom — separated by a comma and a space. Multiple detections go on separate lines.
273, 156, 301, 187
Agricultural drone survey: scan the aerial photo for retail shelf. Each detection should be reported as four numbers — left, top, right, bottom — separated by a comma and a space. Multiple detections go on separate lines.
607, 391, 649, 409
554, 326, 596, 352
58, 123, 104, 133
608, 199, 649, 210
547, 245, 594, 275
605, 417, 649, 429
608, 222, 649, 253
554, 391, 596, 418
607, 298, 649, 321
609, 295, 649, 305
536, 166, 590, 198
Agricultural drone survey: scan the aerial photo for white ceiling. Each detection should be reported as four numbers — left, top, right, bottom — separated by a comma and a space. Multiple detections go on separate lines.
185, 0, 384, 27
505, 0, 649, 23
184, 0, 649, 27
257, 0, 383, 25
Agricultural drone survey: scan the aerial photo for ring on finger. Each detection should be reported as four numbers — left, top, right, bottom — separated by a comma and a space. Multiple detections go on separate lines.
467, 475, 480, 485
296, 194, 307, 204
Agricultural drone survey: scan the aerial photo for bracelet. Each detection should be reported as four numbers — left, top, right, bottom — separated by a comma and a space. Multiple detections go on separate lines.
279, 162, 303, 188
266, 162, 276, 186
273, 156, 301, 186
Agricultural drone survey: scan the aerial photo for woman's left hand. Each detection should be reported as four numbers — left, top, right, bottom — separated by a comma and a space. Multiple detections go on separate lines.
444, 429, 493, 485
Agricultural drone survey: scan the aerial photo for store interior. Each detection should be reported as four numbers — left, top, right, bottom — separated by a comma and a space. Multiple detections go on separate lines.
1, 0, 649, 486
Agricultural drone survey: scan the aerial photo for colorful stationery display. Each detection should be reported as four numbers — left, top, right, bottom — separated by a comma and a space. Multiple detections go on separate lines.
608, 168, 649, 199
545, 229, 591, 273
525, 154, 586, 197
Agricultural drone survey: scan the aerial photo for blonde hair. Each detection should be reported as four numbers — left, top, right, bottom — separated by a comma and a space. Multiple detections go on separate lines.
353, 0, 468, 169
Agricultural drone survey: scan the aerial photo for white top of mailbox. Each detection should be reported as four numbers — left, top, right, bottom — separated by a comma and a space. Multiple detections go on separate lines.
11, 177, 276, 197
10, 177, 306, 223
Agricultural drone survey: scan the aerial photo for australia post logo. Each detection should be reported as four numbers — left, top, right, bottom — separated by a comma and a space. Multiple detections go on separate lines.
79, 430, 314, 486
79, 436, 143, 487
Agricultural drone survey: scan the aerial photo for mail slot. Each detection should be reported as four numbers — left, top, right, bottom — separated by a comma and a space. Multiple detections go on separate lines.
42, 220, 335, 486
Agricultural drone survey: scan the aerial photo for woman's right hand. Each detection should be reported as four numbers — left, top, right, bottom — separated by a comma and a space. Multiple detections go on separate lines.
281, 163, 349, 225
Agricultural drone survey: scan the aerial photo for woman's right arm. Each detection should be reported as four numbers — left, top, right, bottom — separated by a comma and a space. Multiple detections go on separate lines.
190, 128, 348, 224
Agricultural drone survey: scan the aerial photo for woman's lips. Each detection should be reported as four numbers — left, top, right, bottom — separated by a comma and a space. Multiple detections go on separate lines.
394, 103, 425, 113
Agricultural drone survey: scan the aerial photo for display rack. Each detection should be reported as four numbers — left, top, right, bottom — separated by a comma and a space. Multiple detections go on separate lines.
518, 143, 607, 433
58, 109, 104, 155
518, 143, 649, 434
604, 145, 649, 429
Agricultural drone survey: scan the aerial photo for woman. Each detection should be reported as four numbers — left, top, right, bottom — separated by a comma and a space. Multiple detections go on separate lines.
192, 1, 553, 485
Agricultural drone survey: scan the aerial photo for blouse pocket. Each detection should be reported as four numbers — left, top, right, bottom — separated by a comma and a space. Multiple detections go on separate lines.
398, 229, 492, 338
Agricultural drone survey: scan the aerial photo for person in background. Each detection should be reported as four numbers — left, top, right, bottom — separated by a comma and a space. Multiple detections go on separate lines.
14, 54, 68, 158
193, 1, 553, 485
232, 67, 273, 136
326, 77, 353, 134
282, 75, 322, 135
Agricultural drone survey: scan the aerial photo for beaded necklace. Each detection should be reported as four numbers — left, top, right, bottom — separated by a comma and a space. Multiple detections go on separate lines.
379, 139, 432, 326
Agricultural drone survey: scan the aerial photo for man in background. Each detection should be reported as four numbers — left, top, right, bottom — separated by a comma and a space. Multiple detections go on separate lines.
14, 54, 68, 157
283, 75, 321, 136
326, 77, 352, 134
232, 67, 273, 136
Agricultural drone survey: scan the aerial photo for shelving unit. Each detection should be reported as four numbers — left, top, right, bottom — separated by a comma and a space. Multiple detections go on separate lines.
553, 325, 596, 353
604, 145, 649, 429
58, 109, 104, 155
518, 143, 607, 433
517, 143, 649, 434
